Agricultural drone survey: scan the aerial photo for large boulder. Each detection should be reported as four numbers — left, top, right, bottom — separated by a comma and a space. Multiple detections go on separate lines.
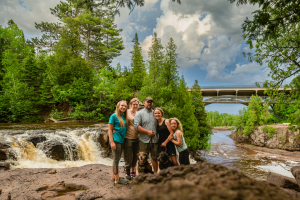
26, 135, 47, 147
291, 166, 300, 187
230, 124, 300, 150
129, 162, 297, 200
0, 162, 10, 171
37, 139, 78, 161
267, 172, 299, 190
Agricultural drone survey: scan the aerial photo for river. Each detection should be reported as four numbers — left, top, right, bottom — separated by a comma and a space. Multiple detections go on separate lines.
0, 123, 299, 180
203, 130, 299, 180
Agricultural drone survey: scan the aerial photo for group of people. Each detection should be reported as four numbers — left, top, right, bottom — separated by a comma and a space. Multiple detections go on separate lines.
108, 97, 189, 185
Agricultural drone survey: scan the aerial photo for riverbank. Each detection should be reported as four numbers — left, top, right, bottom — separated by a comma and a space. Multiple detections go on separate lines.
212, 126, 234, 132
236, 143, 300, 162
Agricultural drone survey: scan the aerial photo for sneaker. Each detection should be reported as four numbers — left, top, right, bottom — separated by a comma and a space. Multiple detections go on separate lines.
126, 174, 131, 180
115, 178, 128, 185
131, 172, 137, 178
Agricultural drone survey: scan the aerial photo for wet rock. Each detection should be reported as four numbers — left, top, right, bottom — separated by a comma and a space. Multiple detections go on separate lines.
130, 162, 297, 200
0, 149, 7, 161
26, 135, 47, 147
229, 130, 252, 144
267, 172, 299, 190
37, 139, 78, 161
291, 166, 300, 187
0, 162, 10, 171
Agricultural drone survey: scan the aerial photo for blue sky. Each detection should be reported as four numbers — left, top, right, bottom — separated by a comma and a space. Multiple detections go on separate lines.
0, 0, 274, 114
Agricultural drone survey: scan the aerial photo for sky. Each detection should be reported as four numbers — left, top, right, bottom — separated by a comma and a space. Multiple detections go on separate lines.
0, 0, 276, 114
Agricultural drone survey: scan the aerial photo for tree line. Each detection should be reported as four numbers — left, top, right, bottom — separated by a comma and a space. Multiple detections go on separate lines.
0, 0, 210, 151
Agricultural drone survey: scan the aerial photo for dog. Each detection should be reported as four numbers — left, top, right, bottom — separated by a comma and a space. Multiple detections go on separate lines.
137, 152, 154, 174
158, 151, 174, 170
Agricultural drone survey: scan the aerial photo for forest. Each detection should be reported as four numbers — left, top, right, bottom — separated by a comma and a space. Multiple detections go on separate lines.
0, 0, 210, 151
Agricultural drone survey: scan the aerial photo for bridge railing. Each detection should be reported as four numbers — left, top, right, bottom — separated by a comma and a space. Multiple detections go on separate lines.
196, 85, 286, 89
203, 95, 269, 102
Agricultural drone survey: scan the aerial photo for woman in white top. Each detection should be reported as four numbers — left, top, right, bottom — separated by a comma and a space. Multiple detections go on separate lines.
123, 98, 140, 179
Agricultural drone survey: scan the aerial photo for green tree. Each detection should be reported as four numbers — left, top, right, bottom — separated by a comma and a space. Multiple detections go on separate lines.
139, 33, 209, 151
128, 33, 146, 96
190, 80, 212, 150
34, 0, 124, 69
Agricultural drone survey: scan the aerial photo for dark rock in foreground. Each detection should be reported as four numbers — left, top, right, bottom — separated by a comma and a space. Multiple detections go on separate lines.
130, 162, 297, 200
292, 166, 300, 188
267, 172, 299, 190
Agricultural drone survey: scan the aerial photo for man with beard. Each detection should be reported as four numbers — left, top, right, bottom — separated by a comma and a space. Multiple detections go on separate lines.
134, 97, 159, 173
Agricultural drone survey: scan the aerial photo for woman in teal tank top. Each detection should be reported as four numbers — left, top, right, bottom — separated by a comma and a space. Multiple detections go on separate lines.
168, 118, 190, 165
108, 100, 128, 184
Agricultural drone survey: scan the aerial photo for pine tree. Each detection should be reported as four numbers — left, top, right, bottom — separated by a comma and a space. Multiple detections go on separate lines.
147, 32, 164, 84
190, 80, 212, 150
34, 0, 124, 69
128, 33, 146, 96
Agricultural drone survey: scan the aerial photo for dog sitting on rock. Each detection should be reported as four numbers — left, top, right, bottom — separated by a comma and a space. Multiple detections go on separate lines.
137, 152, 154, 174
158, 151, 174, 170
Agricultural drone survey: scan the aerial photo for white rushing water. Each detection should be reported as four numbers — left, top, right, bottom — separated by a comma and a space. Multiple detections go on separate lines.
1, 128, 114, 169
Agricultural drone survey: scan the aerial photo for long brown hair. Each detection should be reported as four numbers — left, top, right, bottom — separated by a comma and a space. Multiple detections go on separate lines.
169, 117, 184, 135
129, 98, 140, 109
115, 100, 127, 128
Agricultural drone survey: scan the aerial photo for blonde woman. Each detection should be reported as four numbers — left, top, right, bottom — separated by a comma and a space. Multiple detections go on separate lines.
124, 98, 140, 180
108, 100, 128, 184
154, 108, 179, 166
168, 118, 190, 165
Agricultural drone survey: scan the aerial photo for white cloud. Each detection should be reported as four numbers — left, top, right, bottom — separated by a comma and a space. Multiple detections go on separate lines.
0, 0, 61, 39
138, 0, 262, 83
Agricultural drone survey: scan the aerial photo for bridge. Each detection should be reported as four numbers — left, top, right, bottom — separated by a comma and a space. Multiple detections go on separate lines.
193, 85, 291, 106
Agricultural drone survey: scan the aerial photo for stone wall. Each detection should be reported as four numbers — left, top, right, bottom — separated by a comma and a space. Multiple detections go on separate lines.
230, 124, 300, 150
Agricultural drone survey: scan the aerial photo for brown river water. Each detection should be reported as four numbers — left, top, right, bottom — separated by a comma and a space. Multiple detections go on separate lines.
0, 122, 299, 180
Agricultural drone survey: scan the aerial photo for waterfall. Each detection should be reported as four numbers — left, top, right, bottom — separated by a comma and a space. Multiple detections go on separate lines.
0, 127, 114, 169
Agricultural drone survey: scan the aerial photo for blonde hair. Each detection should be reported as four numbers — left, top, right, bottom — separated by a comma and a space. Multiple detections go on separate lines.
115, 100, 127, 128
129, 98, 140, 109
154, 107, 164, 117
169, 118, 184, 135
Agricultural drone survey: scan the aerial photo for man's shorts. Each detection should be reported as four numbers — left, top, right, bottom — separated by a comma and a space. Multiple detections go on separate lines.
139, 140, 159, 160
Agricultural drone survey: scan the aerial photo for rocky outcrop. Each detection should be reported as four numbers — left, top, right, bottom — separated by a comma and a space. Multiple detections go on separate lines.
0, 164, 131, 200
128, 162, 297, 200
0, 142, 11, 161
267, 172, 299, 191
230, 124, 300, 150
37, 139, 78, 161
94, 124, 112, 158
291, 166, 300, 187
26, 135, 47, 147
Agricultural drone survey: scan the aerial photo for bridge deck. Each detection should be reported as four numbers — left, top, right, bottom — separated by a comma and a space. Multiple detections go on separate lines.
188, 85, 291, 105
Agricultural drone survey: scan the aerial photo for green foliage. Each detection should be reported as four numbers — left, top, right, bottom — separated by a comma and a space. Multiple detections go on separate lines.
234, 95, 274, 136
190, 80, 212, 150
280, 134, 285, 141
207, 111, 238, 127
50, 107, 63, 120
262, 126, 278, 138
